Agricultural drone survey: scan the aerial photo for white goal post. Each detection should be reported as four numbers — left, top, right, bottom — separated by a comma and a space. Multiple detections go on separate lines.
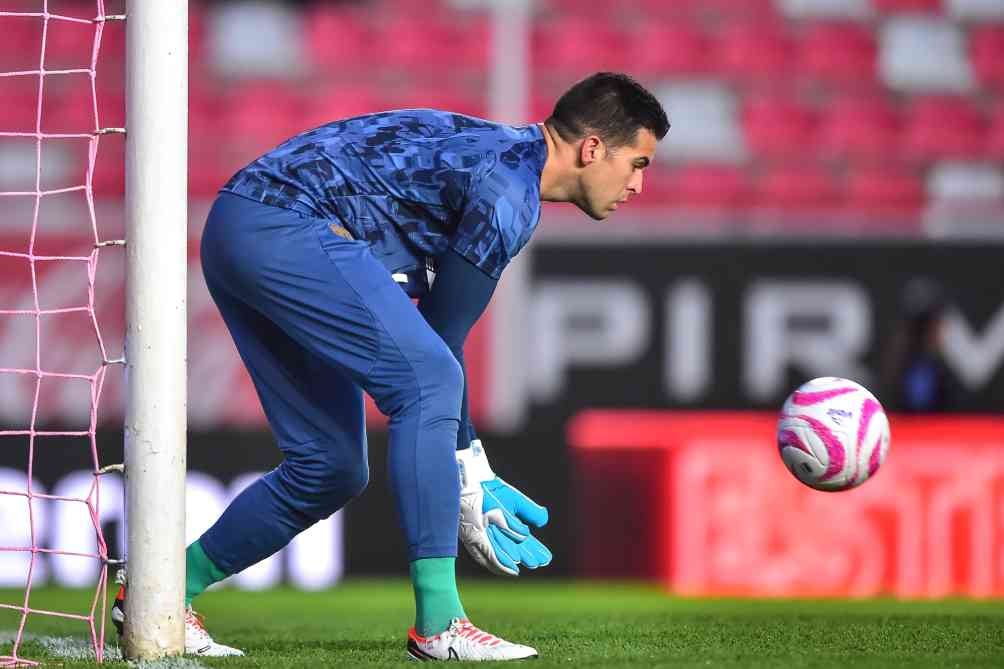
122, 0, 188, 660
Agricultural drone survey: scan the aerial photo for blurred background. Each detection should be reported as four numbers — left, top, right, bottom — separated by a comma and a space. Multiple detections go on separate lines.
1, 0, 1003, 597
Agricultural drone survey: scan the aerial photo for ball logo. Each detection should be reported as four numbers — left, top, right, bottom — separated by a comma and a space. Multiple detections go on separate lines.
826, 408, 853, 425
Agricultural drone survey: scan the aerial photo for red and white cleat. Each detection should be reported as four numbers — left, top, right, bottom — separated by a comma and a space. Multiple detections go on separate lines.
182, 607, 244, 657
111, 569, 244, 657
407, 618, 538, 662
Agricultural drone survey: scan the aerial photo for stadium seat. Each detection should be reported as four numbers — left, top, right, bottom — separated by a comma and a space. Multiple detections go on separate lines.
988, 105, 1004, 161
304, 6, 371, 70
657, 82, 746, 163
927, 162, 1004, 202
40, 13, 97, 70
673, 0, 778, 18
385, 85, 487, 119
798, 22, 877, 85
662, 165, 751, 208
91, 137, 125, 196
816, 97, 900, 162
378, 16, 489, 73
776, 0, 872, 20
742, 97, 817, 159
845, 167, 925, 214
221, 82, 300, 148
532, 18, 624, 74
301, 85, 383, 128
0, 80, 38, 133
755, 166, 841, 209
946, 0, 1004, 21
0, 15, 41, 71
42, 86, 97, 134
879, 16, 975, 92
716, 22, 793, 81
871, 0, 943, 11
624, 25, 709, 76
901, 96, 986, 160
970, 26, 1004, 89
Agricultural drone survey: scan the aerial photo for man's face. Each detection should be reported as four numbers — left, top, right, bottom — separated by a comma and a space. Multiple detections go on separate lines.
577, 128, 658, 221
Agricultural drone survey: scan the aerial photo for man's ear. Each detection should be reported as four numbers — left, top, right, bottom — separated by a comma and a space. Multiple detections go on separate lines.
579, 134, 605, 166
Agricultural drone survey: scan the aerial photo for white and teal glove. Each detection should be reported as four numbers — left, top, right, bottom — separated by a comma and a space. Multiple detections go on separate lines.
456, 440, 552, 576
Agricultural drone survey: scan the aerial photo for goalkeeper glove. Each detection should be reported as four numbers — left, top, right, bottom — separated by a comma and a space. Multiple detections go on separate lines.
456, 440, 552, 576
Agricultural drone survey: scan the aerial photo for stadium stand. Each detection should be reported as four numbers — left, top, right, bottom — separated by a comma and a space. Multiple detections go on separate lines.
1, 0, 1000, 231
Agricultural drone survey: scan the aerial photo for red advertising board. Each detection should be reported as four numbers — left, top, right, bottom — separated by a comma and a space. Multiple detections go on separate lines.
568, 411, 1004, 598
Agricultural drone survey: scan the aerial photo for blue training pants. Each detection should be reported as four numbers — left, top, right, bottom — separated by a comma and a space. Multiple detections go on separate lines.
198, 192, 462, 571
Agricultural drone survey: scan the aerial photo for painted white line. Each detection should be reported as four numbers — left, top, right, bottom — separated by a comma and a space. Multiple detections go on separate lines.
1, 631, 209, 668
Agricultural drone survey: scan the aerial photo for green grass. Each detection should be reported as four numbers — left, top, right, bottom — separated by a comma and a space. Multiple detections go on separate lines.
2, 581, 1003, 667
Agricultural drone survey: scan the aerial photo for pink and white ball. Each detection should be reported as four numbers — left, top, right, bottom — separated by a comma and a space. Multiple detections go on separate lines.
777, 377, 891, 492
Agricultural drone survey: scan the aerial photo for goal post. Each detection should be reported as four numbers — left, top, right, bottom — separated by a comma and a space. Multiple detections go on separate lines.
122, 0, 188, 660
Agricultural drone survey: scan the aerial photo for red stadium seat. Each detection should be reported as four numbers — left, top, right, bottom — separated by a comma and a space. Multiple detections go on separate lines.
378, 16, 489, 73
0, 78, 38, 133
716, 22, 793, 81
742, 97, 818, 158
664, 0, 777, 18
384, 85, 487, 119
901, 96, 987, 161
662, 165, 751, 209
988, 105, 1004, 162
302, 85, 383, 128
756, 166, 840, 209
0, 15, 41, 72
304, 6, 371, 70
91, 136, 125, 196
845, 167, 925, 214
871, 0, 942, 11
42, 86, 96, 134
188, 3, 208, 61
532, 18, 624, 74
624, 25, 709, 76
817, 97, 901, 162
971, 26, 1004, 89
40, 12, 96, 70
221, 82, 300, 148
797, 23, 877, 86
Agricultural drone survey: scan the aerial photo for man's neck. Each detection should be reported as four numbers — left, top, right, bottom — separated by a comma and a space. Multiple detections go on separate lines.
538, 123, 576, 204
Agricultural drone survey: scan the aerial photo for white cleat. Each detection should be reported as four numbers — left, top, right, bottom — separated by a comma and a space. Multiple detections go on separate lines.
183, 607, 244, 657
111, 568, 244, 657
407, 618, 537, 662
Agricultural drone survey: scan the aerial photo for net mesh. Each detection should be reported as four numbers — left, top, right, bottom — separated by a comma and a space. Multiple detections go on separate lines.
0, 2, 123, 666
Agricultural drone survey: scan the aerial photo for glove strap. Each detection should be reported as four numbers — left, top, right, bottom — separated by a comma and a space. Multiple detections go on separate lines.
455, 439, 495, 494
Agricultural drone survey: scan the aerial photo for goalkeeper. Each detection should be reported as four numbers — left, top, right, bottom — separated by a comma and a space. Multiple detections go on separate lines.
115, 72, 667, 660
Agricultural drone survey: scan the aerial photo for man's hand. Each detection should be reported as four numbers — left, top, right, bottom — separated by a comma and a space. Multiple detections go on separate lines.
456, 440, 552, 576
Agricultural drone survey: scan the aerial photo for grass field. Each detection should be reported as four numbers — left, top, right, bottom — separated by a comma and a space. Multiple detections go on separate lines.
2, 581, 1002, 668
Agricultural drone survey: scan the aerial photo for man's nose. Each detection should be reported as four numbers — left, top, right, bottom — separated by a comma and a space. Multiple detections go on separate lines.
627, 170, 643, 195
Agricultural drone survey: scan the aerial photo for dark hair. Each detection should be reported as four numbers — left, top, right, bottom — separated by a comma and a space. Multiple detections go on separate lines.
546, 72, 670, 148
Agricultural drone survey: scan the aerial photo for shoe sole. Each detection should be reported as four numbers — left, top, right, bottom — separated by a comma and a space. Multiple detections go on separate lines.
406, 639, 538, 662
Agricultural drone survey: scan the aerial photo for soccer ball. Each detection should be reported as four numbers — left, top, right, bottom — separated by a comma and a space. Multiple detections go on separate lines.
777, 377, 890, 492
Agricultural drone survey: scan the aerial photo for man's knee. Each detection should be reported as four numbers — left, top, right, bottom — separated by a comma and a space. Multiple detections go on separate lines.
373, 340, 464, 418
270, 442, 368, 521
421, 345, 464, 409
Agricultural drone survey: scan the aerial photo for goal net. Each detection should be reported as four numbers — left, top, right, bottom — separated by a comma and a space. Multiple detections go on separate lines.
1, 1, 187, 664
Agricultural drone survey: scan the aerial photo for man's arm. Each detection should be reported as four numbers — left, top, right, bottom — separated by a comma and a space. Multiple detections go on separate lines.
417, 248, 496, 451
417, 248, 551, 576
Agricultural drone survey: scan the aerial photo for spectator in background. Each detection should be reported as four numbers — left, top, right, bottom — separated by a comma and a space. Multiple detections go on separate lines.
882, 278, 963, 413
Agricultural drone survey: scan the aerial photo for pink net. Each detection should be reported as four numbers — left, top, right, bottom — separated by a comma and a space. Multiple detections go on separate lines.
0, 2, 124, 666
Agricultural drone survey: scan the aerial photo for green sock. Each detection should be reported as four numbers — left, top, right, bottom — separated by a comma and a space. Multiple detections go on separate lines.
410, 557, 466, 637
185, 540, 228, 606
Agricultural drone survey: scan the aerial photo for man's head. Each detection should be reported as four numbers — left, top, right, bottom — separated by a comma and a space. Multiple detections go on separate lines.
543, 72, 669, 220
